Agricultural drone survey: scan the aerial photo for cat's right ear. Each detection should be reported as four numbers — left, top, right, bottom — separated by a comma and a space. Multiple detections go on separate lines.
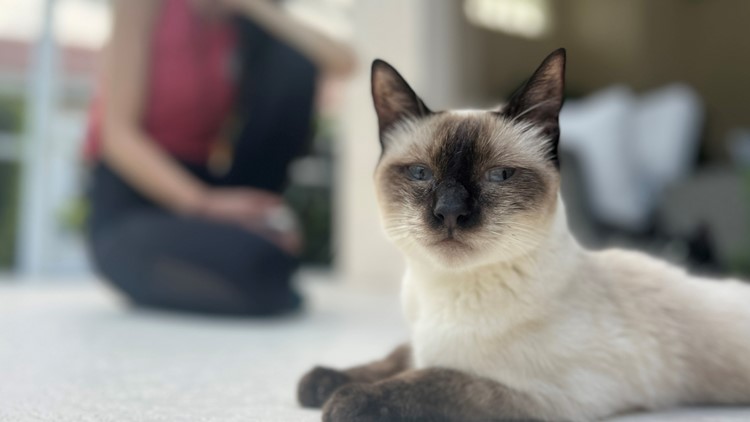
499, 49, 566, 166
371, 59, 432, 141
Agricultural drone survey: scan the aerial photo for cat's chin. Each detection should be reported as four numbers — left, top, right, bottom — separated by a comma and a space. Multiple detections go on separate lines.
405, 236, 533, 271
432, 237, 465, 249
414, 238, 488, 270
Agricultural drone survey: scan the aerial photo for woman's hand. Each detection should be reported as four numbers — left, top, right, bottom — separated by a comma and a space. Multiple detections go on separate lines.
198, 187, 283, 224
197, 187, 303, 255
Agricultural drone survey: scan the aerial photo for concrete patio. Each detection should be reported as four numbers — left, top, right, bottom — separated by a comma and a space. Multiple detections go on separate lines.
1, 273, 748, 422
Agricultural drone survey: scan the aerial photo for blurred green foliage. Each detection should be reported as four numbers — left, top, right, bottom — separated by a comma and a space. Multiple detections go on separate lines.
0, 96, 23, 132
58, 195, 89, 234
729, 169, 750, 277
0, 95, 24, 270
283, 115, 336, 267
0, 162, 20, 269
285, 185, 332, 266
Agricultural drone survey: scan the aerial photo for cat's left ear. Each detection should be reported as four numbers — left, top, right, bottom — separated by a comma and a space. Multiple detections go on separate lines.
500, 48, 566, 166
371, 59, 432, 143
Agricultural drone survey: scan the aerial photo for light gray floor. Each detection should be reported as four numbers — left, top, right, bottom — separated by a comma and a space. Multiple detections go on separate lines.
1, 274, 748, 422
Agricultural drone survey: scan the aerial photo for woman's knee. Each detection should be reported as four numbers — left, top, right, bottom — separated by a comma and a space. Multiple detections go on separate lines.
89, 214, 300, 315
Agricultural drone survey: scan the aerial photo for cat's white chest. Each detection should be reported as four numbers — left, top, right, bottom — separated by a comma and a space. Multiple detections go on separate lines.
401, 266, 672, 418
402, 270, 544, 386
411, 317, 504, 373
407, 297, 572, 400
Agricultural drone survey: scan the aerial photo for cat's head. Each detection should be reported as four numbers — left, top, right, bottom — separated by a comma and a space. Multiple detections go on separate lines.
371, 49, 566, 270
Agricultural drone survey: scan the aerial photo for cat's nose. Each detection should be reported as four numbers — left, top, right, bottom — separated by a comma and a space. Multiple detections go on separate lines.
433, 184, 471, 229
434, 202, 470, 229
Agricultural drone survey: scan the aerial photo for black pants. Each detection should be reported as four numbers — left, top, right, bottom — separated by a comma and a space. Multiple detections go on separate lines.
87, 27, 317, 316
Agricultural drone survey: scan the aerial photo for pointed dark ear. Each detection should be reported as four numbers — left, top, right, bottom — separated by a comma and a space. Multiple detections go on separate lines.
371, 59, 432, 141
501, 48, 566, 166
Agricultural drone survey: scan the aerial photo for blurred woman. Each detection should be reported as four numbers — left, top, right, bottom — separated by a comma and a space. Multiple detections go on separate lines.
84, 0, 355, 315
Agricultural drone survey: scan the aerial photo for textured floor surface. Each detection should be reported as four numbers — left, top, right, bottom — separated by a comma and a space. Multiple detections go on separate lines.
1, 274, 749, 422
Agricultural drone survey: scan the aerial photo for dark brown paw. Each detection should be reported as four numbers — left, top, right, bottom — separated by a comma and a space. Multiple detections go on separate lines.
297, 366, 353, 408
322, 384, 394, 422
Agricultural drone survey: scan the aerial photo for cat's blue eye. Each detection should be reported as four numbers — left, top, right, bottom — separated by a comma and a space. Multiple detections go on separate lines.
407, 165, 433, 181
488, 167, 516, 183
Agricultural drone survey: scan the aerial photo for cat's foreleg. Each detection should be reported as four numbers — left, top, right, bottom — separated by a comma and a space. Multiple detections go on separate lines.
297, 343, 412, 408
322, 367, 550, 422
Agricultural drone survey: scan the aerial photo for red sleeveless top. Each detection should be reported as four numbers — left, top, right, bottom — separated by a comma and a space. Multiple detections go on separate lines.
84, 0, 238, 164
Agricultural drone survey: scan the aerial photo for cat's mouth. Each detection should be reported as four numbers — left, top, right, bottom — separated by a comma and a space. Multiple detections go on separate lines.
433, 236, 467, 248
427, 235, 475, 264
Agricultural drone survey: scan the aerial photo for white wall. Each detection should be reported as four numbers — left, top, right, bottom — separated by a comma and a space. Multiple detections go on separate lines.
336, 0, 476, 292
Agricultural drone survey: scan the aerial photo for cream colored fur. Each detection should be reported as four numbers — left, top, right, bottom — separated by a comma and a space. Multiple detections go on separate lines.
371, 53, 750, 421
374, 111, 750, 420
395, 195, 750, 421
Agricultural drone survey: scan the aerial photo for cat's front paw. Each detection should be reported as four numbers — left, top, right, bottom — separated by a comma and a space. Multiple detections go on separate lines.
297, 366, 352, 408
322, 384, 395, 422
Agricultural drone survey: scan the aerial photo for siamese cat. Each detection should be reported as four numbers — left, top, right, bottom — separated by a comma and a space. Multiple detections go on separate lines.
297, 49, 750, 421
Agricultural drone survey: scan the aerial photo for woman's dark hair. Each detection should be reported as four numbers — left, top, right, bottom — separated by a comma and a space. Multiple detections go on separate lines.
232, 15, 318, 118
230, 15, 319, 191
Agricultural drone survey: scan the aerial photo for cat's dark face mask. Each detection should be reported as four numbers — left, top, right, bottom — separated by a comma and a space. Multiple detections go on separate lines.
370, 50, 567, 269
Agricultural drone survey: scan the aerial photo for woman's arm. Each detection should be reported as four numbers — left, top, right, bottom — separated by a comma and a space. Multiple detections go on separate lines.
102, 0, 208, 215
224, 0, 357, 76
